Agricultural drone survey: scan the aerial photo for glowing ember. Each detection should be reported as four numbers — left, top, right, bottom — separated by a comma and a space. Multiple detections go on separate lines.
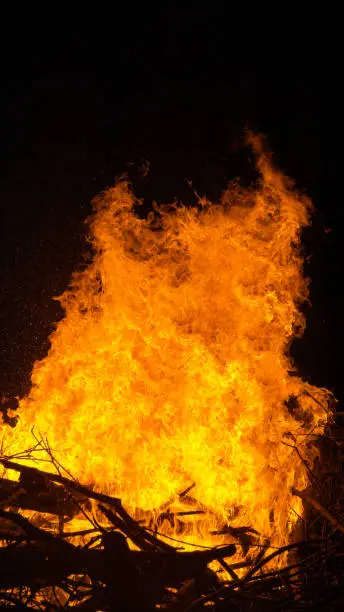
1, 136, 330, 557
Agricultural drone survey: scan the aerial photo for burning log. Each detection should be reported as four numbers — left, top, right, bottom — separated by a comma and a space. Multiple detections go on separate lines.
0, 457, 121, 508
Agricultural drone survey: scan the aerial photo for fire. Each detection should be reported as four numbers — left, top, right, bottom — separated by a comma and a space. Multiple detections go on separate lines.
1, 136, 330, 558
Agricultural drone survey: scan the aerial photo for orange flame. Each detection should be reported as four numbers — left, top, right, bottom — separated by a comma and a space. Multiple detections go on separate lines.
1, 136, 330, 557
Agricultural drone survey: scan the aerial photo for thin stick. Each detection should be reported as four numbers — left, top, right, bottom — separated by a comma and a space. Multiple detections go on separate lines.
185, 540, 323, 610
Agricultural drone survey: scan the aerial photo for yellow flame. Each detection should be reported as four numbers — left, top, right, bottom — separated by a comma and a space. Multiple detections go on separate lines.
1, 136, 330, 558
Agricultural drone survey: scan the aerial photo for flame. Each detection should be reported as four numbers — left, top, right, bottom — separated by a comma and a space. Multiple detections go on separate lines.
1, 136, 330, 558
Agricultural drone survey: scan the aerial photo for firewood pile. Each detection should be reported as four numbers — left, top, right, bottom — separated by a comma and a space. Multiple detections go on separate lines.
1, 422, 344, 611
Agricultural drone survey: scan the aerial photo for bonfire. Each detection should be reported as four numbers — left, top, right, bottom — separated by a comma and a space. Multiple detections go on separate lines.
0, 136, 342, 610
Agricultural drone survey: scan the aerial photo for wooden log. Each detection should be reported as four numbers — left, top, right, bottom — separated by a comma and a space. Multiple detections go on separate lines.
292, 487, 344, 535
0, 458, 121, 508
0, 539, 236, 589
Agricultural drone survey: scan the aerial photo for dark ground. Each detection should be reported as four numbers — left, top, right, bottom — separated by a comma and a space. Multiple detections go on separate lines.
0, 6, 341, 405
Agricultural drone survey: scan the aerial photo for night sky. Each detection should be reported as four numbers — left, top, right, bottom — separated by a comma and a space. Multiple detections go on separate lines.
0, 7, 341, 406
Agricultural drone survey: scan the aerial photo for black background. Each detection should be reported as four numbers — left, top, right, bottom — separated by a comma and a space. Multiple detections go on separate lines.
0, 6, 341, 405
